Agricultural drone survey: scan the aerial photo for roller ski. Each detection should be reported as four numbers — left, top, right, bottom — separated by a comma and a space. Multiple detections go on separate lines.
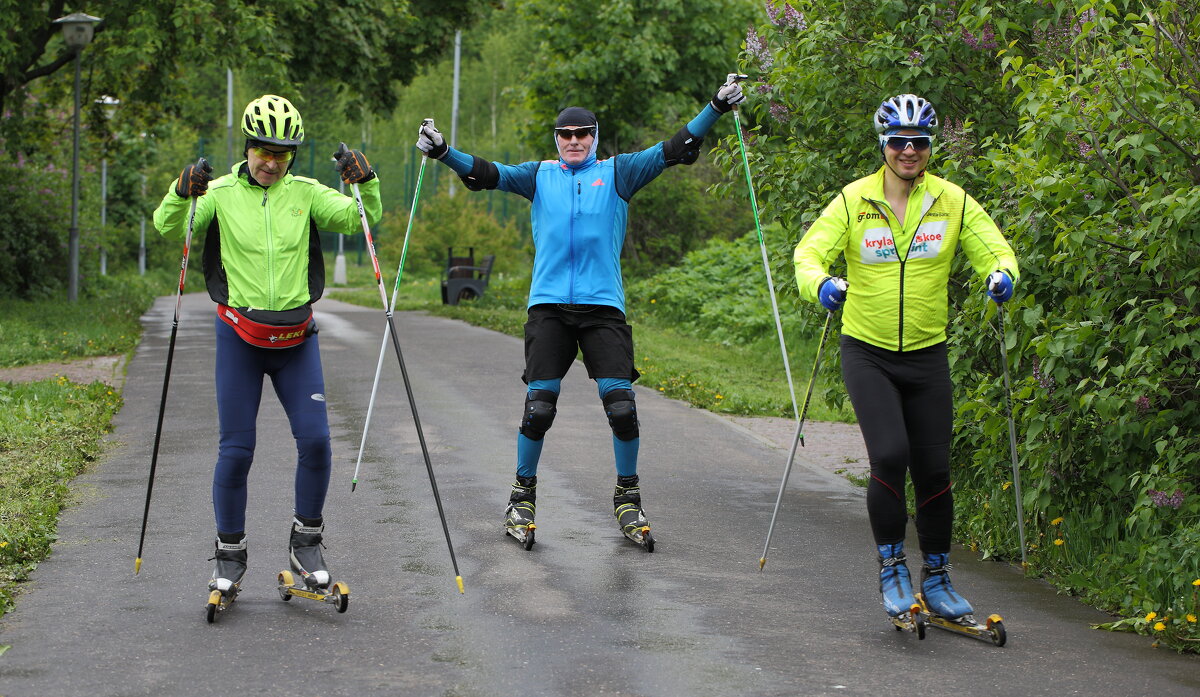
614, 475, 654, 552
503, 476, 537, 550
276, 516, 349, 613
915, 552, 1005, 646
206, 534, 246, 623
877, 543, 926, 639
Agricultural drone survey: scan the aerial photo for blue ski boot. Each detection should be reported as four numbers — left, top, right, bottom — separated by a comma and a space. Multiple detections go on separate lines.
920, 552, 974, 619
877, 542, 916, 617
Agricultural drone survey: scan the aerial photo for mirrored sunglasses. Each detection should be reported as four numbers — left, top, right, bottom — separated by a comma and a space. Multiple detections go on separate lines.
250, 146, 296, 162
554, 126, 595, 141
882, 135, 933, 152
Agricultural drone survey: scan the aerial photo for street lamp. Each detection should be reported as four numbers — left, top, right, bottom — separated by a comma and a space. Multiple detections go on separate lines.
95, 95, 118, 276
54, 12, 102, 302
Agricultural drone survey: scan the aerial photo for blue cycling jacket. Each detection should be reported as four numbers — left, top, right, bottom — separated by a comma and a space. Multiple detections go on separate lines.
439, 105, 722, 313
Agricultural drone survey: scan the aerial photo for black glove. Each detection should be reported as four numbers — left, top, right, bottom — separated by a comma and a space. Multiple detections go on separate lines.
711, 73, 747, 114
175, 158, 212, 198
333, 145, 374, 184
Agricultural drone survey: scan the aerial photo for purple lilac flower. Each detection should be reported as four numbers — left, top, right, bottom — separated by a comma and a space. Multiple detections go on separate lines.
766, 2, 807, 31
1032, 356, 1056, 390
769, 102, 790, 123
1148, 489, 1185, 509
908, 50, 924, 66
1136, 395, 1151, 413
962, 23, 998, 51
747, 27, 773, 70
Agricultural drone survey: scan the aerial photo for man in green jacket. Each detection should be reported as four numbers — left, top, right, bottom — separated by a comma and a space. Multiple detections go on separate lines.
794, 94, 1018, 625
153, 94, 380, 606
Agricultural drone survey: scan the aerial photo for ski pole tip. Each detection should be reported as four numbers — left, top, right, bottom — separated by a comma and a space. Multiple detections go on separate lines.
351, 480, 358, 492
134, 557, 142, 575
455, 576, 465, 594
758, 557, 767, 571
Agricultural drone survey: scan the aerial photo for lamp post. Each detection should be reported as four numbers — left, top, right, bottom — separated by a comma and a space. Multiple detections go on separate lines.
54, 12, 102, 302
95, 95, 118, 276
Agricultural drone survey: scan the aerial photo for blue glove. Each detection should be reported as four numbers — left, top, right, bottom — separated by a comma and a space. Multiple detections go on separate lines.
818, 277, 848, 312
987, 270, 1014, 304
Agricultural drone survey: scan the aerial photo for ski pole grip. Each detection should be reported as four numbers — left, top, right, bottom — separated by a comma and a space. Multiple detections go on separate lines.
727, 73, 749, 84
422, 118, 435, 128
335, 142, 349, 159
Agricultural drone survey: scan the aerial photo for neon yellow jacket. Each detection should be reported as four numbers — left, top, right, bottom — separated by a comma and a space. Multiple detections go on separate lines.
794, 167, 1018, 352
154, 163, 381, 311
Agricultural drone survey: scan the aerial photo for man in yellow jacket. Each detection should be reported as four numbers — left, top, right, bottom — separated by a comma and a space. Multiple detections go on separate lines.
794, 94, 1018, 623
154, 95, 380, 605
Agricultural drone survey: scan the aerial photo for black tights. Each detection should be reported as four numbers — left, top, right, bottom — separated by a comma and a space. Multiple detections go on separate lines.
841, 335, 953, 553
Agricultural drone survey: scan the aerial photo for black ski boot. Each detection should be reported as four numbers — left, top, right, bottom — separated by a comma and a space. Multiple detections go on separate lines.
208, 533, 247, 597
504, 476, 537, 550
614, 475, 654, 552
289, 515, 331, 590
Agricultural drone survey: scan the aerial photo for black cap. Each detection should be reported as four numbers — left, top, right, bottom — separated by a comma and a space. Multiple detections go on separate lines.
555, 107, 597, 128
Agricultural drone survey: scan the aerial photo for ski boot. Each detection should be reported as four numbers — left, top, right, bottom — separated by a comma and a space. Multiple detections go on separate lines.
915, 551, 1006, 646
614, 475, 654, 552
878, 542, 924, 638
206, 533, 246, 623
276, 515, 349, 613
503, 476, 537, 550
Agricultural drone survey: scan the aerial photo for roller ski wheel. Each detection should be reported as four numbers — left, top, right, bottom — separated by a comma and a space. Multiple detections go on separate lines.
887, 603, 927, 640
916, 593, 1006, 646
205, 586, 239, 623
505, 522, 536, 551
621, 524, 654, 552
277, 569, 350, 613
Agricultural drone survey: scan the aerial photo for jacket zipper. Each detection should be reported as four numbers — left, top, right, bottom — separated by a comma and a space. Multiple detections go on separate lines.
262, 188, 274, 308
568, 176, 580, 303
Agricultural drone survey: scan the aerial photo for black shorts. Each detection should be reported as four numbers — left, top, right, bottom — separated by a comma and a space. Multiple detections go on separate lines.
522, 304, 639, 384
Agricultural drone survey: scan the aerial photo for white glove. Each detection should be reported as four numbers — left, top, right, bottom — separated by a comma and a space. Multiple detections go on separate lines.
415, 119, 447, 160
712, 74, 747, 113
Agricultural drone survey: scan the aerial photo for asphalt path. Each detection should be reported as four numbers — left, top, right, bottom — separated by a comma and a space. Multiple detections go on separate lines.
1, 294, 1196, 697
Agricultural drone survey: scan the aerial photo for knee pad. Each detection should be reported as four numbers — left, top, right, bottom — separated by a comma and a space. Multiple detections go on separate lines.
602, 389, 639, 441
519, 389, 558, 441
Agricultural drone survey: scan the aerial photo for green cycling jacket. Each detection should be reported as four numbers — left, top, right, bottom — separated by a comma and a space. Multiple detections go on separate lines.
153, 163, 382, 311
794, 167, 1018, 352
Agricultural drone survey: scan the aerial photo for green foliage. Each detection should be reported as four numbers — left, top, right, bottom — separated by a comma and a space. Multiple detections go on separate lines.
515, 0, 759, 155
0, 271, 166, 367
0, 153, 70, 298
375, 190, 531, 278
0, 378, 123, 616
741, 0, 1200, 649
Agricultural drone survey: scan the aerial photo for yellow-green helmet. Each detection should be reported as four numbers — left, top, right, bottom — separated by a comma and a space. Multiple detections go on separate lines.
241, 95, 304, 146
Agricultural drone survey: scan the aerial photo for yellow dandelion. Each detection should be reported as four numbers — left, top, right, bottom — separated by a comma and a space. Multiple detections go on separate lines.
0, 541, 7, 548
715, 394, 723, 400
1050, 517, 1064, 525
650, 299, 656, 304
1187, 614, 1196, 623
1145, 612, 1157, 621
1002, 481, 1012, 490
1154, 621, 1166, 631
1193, 579, 1200, 586
1053, 538, 1064, 546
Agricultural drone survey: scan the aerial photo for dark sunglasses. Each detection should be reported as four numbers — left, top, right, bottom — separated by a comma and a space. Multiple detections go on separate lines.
883, 135, 933, 152
555, 126, 595, 141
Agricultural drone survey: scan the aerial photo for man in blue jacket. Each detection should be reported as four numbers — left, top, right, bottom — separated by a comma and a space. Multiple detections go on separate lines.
416, 75, 743, 551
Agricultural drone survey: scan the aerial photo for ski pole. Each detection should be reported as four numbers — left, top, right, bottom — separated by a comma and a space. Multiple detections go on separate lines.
729, 74, 801, 427
135, 161, 205, 574
759, 310, 834, 571
344, 144, 463, 593
996, 302, 1028, 567
350, 125, 430, 492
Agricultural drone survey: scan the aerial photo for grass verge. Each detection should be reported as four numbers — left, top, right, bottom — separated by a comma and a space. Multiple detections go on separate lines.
0, 378, 123, 615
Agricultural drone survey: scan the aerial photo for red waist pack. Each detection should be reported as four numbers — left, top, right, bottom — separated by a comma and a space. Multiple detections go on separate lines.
217, 304, 315, 349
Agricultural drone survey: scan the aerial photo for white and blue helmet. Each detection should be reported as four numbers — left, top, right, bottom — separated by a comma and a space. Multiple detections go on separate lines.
873, 94, 938, 134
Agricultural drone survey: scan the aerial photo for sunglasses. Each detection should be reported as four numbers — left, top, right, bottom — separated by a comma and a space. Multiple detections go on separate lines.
555, 126, 595, 141
250, 146, 296, 162
882, 135, 933, 152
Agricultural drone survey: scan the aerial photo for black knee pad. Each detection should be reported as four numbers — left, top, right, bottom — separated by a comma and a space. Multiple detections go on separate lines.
519, 389, 558, 441
602, 389, 639, 441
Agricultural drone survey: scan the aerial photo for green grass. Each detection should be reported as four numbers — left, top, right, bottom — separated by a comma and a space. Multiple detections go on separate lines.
0, 378, 123, 615
0, 273, 170, 368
